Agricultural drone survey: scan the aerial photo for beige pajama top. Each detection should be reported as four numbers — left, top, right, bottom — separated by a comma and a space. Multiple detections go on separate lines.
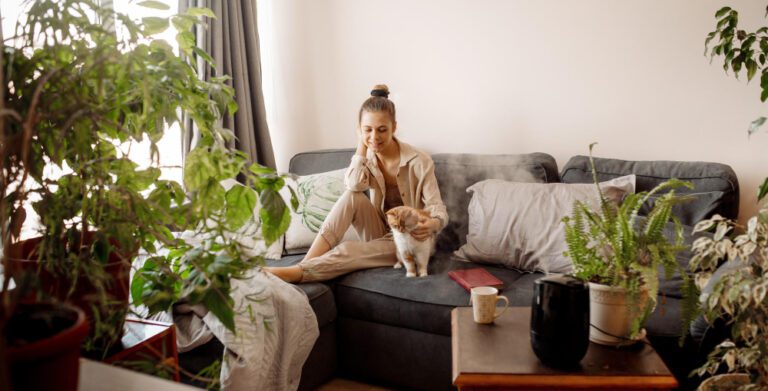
297, 139, 449, 282
345, 139, 449, 229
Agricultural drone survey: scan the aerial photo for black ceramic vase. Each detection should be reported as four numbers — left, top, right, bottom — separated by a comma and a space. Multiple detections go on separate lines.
530, 275, 589, 368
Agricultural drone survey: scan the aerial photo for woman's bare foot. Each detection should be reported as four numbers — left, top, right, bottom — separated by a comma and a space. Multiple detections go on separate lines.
263, 265, 304, 283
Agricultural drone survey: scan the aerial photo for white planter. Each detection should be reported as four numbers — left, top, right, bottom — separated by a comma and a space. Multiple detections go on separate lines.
588, 283, 649, 346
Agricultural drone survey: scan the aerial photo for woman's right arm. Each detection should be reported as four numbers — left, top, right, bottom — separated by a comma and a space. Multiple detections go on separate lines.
345, 129, 371, 191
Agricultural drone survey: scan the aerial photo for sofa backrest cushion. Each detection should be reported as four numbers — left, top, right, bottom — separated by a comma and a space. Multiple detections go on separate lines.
432, 153, 560, 252
560, 156, 739, 225
290, 150, 560, 253
289, 148, 355, 175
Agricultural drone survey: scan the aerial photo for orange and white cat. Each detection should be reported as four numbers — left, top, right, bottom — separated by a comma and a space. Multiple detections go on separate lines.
385, 206, 436, 278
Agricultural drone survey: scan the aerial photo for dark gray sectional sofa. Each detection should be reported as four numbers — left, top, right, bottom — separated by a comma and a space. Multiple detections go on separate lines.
180, 149, 739, 391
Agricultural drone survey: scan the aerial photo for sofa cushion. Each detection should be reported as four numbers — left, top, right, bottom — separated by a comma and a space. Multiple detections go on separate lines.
334, 252, 543, 336
646, 296, 686, 338
454, 175, 635, 273
289, 149, 355, 175
281, 169, 358, 254
560, 156, 739, 225
432, 153, 560, 253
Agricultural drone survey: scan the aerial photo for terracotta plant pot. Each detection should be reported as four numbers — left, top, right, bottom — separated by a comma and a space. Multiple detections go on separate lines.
6, 234, 133, 354
6, 302, 89, 391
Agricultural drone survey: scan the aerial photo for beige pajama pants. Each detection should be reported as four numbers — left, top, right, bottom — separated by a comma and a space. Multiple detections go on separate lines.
298, 190, 398, 282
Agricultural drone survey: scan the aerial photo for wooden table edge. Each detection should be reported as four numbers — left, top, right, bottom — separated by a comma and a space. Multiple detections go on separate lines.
451, 308, 460, 383
454, 373, 678, 389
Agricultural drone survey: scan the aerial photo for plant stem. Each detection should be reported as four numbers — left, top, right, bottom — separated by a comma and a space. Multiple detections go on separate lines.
0, 9, 13, 391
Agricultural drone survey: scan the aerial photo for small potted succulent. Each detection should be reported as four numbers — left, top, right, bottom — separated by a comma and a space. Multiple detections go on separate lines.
1, 0, 290, 389
563, 144, 695, 345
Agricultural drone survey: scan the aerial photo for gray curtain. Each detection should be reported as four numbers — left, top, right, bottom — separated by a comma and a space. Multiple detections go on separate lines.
180, 0, 276, 169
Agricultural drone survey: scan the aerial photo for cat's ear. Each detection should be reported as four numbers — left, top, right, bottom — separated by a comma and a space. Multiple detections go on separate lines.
386, 210, 398, 224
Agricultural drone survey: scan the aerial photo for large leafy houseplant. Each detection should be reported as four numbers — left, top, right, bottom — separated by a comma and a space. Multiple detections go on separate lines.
690, 4, 768, 388
690, 212, 768, 389
0, 0, 291, 382
563, 144, 695, 340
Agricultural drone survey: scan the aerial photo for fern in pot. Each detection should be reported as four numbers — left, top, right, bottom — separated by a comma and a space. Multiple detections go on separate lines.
563, 144, 695, 346
0, 0, 291, 388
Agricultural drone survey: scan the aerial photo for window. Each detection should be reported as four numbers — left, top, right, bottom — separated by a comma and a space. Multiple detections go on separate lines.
2, 0, 184, 184
1, 1, 24, 42
111, 1, 184, 184
3, 0, 185, 239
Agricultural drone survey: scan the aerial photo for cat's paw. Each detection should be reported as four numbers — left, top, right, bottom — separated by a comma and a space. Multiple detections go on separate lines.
393, 262, 403, 269
405, 272, 417, 278
418, 272, 428, 277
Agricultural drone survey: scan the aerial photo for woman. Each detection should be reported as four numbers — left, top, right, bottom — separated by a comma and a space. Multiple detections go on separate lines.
265, 84, 448, 283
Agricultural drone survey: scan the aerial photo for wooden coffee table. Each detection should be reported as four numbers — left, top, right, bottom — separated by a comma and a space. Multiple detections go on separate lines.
451, 307, 677, 390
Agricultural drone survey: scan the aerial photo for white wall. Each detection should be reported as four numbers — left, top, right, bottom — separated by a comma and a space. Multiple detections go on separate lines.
260, 0, 768, 221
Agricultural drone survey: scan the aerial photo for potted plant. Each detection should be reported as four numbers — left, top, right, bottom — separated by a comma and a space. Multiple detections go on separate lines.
563, 143, 695, 346
687, 4, 768, 389
0, 0, 291, 388
689, 212, 767, 389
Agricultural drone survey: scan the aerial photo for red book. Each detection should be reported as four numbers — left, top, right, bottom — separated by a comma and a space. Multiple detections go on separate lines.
448, 268, 504, 292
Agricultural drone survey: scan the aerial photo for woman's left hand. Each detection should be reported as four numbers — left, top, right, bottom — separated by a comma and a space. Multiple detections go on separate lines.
411, 218, 439, 241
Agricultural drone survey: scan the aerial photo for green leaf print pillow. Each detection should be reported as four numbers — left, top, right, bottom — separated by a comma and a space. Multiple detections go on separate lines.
282, 169, 359, 254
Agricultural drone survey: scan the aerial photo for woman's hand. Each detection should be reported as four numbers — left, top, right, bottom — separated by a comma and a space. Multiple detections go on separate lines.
411, 218, 440, 241
355, 128, 368, 156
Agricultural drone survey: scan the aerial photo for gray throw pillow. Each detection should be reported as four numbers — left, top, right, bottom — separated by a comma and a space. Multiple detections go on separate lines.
638, 191, 724, 227
432, 153, 558, 252
454, 175, 636, 273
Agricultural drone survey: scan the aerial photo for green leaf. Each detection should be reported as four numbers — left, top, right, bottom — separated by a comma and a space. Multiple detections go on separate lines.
747, 60, 758, 81
288, 186, 300, 211
132, 168, 162, 191
171, 15, 196, 32
715, 7, 732, 19
748, 116, 766, 136
758, 177, 768, 201
142, 16, 170, 35
202, 181, 226, 211
184, 149, 211, 191
248, 163, 273, 176
131, 272, 146, 305
193, 46, 215, 66
176, 30, 195, 51
203, 290, 235, 332
186, 7, 216, 18
259, 189, 290, 244
225, 185, 257, 230
137, 1, 170, 10
131, 259, 158, 304
705, 31, 718, 54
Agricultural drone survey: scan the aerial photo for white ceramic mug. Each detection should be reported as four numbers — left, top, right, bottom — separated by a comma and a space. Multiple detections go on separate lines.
470, 286, 510, 324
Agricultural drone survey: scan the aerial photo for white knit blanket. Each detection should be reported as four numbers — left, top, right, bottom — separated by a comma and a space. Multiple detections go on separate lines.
170, 270, 319, 391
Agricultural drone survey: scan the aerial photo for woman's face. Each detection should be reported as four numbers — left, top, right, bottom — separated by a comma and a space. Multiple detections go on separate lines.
359, 110, 397, 152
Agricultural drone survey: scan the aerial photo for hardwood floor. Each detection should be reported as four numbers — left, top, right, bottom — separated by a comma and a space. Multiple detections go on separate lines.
316, 378, 398, 391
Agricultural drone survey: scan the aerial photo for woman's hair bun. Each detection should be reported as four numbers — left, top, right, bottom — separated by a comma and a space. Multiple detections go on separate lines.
370, 84, 390, 98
